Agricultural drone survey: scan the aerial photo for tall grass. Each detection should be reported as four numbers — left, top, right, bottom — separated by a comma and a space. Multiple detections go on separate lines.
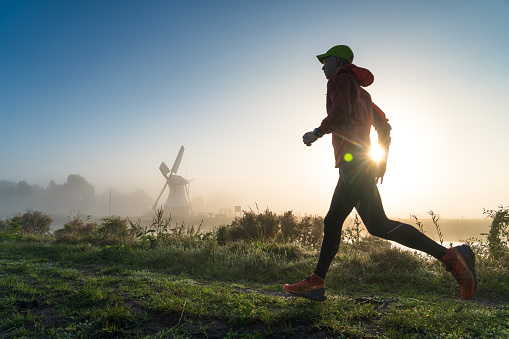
428, 210, 444, 246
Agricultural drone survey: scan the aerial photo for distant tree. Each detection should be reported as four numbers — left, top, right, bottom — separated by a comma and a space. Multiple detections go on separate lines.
0, 181, 17, 213
63, 174, 95, 201
16, 180, 34, 197
59, 174, 96, 213
47, 180, 61, 196
0, 180, 16, 196
0, 180, 45, 215
0, 175, 154, 217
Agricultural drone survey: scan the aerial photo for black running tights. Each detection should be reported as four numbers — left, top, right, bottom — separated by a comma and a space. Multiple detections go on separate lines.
313, 158, 447, 279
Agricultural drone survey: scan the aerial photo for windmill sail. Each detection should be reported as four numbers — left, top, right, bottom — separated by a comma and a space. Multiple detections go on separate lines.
171, 146, 185, 174
159, 162, 171, 178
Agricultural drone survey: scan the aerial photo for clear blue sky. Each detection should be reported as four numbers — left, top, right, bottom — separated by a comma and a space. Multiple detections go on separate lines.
1, 0, 508, 218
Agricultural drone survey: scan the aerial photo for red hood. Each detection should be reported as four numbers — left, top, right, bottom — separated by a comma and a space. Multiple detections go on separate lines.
340, 64, 374, 87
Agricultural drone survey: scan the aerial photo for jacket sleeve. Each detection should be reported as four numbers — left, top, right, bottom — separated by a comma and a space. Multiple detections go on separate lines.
372, 103, 391, 149
319, 75, 353, 133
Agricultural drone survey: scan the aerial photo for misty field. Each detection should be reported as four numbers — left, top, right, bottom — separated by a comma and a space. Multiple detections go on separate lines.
1, 208, 508, 338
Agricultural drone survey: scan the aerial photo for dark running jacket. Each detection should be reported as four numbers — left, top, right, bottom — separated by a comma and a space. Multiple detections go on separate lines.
319, 64, 391, 167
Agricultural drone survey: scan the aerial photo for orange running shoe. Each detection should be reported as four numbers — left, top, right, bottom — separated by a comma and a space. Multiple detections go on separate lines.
440, 245, 477, 299
284, 273, 326, 301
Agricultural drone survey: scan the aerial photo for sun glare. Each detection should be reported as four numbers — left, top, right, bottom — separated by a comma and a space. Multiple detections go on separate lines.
370, 127, 384, 163
370, 144, 384, 163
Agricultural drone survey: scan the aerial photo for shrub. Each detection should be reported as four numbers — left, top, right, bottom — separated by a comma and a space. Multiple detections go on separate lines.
229, 209, 279, 242
97, 216, 132, 245
0, 217, 23, 241
215, 209, 325, 246
485, 206, 509, 260
129, 208, 172, 247
54, 216, 98, 243
298, 215, 324, 247
227, 213, 255, 241
16, 210, 53, 235
129, 208, 205, 248
215, 224, 231, 245
0, 218, 7, 231
257, 208, 279, 239
279, 211, 299, 243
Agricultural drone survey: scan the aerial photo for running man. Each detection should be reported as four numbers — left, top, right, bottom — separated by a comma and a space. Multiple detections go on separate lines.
284, 45, 477, 301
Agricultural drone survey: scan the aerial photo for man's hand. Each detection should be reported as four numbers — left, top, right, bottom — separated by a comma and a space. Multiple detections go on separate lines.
375, 160, 387, 184
303, 131, 318, 146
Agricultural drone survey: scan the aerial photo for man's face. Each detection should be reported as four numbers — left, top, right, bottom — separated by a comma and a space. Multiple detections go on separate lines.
322, 55, 341, 79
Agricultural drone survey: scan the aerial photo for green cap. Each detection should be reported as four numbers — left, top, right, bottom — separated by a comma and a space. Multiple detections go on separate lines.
316, 45, 354, 64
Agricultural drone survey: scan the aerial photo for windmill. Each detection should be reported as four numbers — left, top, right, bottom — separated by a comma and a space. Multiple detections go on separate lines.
152, 146, 193, 216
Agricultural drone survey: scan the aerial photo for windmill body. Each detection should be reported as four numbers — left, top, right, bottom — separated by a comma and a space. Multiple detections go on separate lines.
164, 174, 190, 216
152, 146, 193, 216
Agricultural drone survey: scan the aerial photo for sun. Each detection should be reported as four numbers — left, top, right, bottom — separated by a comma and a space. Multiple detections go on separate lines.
370, 143, 385, 163
369, 127, 385, 163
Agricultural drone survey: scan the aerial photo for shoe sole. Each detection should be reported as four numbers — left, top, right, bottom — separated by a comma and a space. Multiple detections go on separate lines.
451, 247, 476, 299
284, 288, 327, 301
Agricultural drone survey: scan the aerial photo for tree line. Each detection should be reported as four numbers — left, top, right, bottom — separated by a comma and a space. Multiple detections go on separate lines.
0, 174, 152, 217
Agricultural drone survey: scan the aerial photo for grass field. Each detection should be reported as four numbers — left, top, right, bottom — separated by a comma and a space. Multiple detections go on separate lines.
1, 211, 508, 338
